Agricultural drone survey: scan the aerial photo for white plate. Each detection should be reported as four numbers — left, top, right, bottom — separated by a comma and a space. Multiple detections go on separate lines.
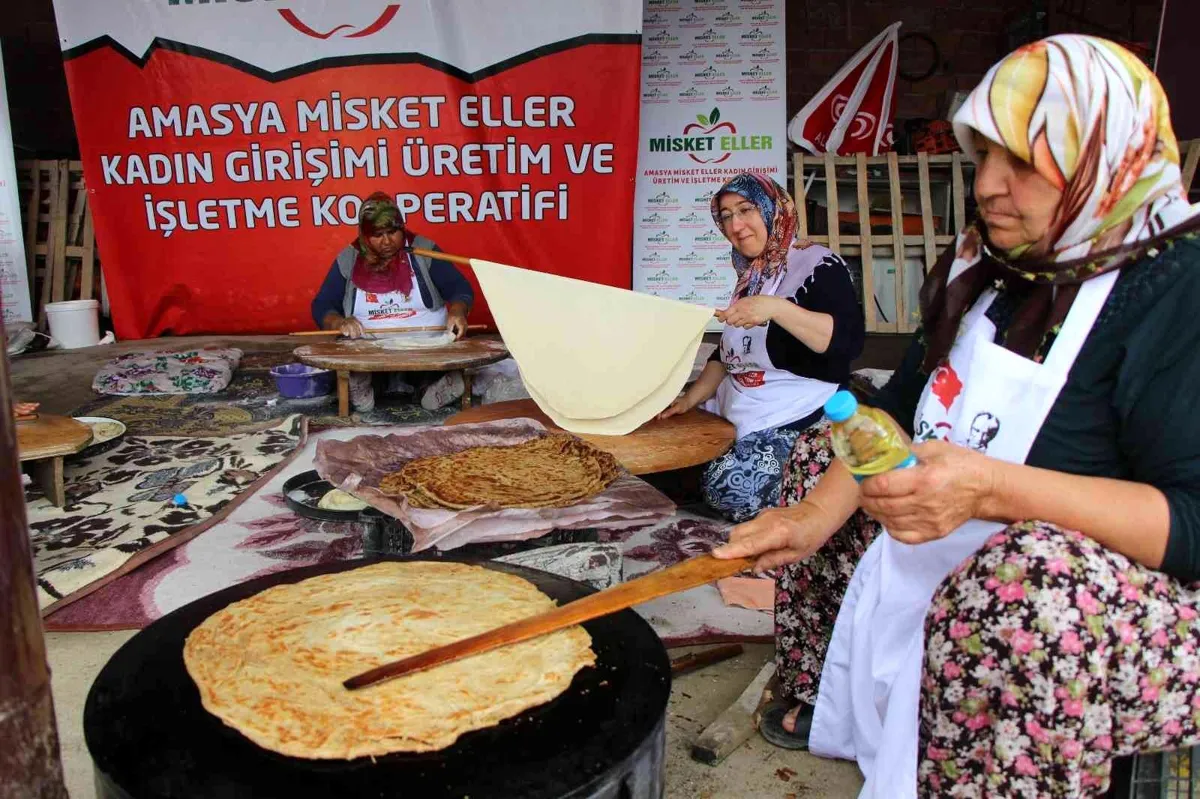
74, 416, 127, 446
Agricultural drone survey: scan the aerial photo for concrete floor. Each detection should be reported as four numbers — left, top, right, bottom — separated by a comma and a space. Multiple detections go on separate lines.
14, 336, 868, 797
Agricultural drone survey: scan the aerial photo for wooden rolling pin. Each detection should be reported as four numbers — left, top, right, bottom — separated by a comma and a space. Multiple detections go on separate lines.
291, 324, 487, 337
343, 553, 753, 690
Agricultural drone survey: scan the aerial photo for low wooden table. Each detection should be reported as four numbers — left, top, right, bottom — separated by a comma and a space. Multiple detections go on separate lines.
446, 399, 736, 476
294, 336, 509, 417
17, 415, 92, 507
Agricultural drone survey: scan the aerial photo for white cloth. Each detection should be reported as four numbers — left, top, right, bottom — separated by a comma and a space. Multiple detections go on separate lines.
808, 270, 1118, 797
703, 258, 839, 439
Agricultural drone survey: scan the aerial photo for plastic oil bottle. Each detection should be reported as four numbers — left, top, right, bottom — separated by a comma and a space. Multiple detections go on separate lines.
824, 390, 916, 481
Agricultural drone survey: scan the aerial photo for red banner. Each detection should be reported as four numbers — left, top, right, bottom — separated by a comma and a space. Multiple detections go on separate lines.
52, 2, 641, 338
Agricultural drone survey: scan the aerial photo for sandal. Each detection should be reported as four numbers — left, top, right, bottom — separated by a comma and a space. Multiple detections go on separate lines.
758, 701, 813, 750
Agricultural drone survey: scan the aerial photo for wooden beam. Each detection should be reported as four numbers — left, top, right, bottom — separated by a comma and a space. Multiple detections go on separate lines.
690, 661, 775, 766
793, 152, 808, 239
1182, 140, 1200, 193
855, 152, 880, 332
823, 153, 840, 253
22, 162, 41, 289
952, 152, 967, 233
887, 152, 909, 332
80, 202, 96, 301
49, 161, 71, 304
917, 152, 937, 274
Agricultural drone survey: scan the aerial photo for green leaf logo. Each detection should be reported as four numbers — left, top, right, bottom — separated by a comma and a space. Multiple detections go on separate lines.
697, 113, 709, 126
711, 107, 721, 124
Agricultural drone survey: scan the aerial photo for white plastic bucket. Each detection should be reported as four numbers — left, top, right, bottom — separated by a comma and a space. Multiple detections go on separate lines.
45, 300, 101, 349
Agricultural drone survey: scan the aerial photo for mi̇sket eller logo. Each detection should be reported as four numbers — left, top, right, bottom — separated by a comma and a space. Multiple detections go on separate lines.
167, 1, 401, 40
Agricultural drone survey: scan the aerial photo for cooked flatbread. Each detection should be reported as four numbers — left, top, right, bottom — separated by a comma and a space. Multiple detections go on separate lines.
183, 561, 594, 759
379, 434, 621, 510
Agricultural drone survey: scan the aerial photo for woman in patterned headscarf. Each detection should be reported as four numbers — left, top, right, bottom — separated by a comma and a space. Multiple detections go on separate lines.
660, 172, 864, 522
713, 36, 1200, 796
311, 192, 475, 411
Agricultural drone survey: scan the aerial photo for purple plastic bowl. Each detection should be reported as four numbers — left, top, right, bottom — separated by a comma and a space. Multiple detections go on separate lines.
270, 363, 335, 399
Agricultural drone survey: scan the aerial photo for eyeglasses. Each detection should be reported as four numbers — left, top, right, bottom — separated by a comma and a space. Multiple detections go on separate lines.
717, 205, 759, 228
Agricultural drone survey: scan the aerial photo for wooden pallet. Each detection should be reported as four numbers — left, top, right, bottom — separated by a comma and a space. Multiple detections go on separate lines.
16, 159, 98, 329
797, 139, 1200, 335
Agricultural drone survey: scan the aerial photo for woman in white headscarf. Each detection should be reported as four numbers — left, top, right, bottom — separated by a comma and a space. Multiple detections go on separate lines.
717, 35, 1200, 796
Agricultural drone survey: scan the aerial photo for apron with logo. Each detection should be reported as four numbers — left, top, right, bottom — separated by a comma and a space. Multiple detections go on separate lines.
703, 258, 840, 439
351, 256, 447, 332
807, 270, 1118, 797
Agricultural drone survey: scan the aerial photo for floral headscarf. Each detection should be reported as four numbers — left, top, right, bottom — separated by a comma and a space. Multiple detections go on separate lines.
352, 191, 416, 295
711, 173, 797, 299
920, 35, 1200, 370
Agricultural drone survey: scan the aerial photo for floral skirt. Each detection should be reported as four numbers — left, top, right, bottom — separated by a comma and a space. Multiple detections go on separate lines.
772, 424, 1200, 794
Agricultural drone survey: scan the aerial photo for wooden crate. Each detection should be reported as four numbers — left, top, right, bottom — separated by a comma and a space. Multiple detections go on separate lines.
16, 159, 98, 329
797, 138, 1200, 335
794, 151, 970, 334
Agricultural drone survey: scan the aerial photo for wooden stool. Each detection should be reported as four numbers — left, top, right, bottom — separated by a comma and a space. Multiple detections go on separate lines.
446, 399, 736, 476
17, 415, 92, 507
294, 336, 509, 417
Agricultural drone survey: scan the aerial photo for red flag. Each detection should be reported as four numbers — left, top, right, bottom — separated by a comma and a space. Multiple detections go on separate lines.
788, 22, 901, 156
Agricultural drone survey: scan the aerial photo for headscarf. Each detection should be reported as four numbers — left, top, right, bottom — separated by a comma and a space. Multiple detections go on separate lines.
711, 173, 797, 299
351, 191, 415, 296
920, 35, 1200, 371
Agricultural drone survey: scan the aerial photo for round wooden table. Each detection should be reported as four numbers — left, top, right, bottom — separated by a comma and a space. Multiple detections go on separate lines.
293, 336, 509, 416
445, 399, 736, 476
17, 414, 92, 507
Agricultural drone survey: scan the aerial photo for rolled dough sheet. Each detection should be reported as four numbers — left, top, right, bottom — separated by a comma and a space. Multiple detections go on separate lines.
522, 331, 701, 435
470, 259, 712, 433
373, 331, 455, 349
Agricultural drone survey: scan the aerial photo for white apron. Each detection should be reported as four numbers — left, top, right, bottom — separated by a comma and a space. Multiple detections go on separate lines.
352, 255, 448, 332
703, 267, 839, 439
808, 270, 1118, 797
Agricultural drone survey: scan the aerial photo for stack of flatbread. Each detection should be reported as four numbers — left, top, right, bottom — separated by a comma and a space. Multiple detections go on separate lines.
183, 561, 594, 759
380, 433, 620, 510
470, 260, 714, 435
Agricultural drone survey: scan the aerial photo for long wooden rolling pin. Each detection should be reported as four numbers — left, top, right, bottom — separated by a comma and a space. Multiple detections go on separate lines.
343, 553, 753, 690
292, 324, 487, 337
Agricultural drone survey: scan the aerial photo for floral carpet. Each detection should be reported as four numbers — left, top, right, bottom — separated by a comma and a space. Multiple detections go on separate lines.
73, 350, 451, 437
44, 427, 773, 644
28, 415, 305, 613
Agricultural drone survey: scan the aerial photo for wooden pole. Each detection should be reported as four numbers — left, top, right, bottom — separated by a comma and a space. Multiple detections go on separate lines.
0, 330, 68, 798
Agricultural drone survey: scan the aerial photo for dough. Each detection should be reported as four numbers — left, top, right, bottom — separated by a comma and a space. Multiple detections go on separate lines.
470, 260, 712, 434
183, 561, 594, 758
317, 489, 368, 512
373, 331, 456, 349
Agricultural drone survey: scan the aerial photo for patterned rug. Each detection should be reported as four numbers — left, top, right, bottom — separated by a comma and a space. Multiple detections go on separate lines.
72, 349, 452, 436
28, 415, 305, 613
44, 427, 773, 645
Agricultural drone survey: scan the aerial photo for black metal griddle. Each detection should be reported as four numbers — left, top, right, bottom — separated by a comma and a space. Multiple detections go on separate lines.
84, 557, 671, 799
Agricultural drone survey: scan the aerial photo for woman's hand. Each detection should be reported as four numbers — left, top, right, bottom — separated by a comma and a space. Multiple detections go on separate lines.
716, 296, 783, 329
338, 317, 365, 339
712, 502, 839, 572
858, 440, 998, 544
12, 401, 38, 418
446, 313, 469, 340
658, 396, 694, 421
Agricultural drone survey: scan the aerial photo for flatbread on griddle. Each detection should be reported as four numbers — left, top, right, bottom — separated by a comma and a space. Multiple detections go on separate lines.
183, 561, 594, 759
379, 434, 621, 510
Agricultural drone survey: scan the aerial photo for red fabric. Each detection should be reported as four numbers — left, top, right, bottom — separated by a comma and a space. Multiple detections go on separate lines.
62, 44, 640, 338
788, 23, 900, 156
350, 250, 415, 296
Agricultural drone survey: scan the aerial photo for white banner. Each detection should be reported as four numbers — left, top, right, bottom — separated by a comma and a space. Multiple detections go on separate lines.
0, 41, 32, 325
632, 0, 786, 310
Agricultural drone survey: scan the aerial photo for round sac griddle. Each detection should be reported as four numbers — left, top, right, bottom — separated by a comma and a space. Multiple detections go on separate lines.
85, 557, 671, 799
